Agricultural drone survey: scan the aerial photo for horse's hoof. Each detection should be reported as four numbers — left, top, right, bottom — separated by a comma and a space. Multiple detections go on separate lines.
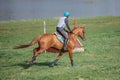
49, 64, 54, 67
71, 61, 75, 67
49, 61, 57, 67
71, 63, 76, 67
49, 63, 55, 67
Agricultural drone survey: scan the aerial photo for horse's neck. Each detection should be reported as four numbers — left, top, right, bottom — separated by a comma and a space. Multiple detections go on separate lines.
69, 33, 78, 43
69, 28, 80, 42
72, 28, 79, 36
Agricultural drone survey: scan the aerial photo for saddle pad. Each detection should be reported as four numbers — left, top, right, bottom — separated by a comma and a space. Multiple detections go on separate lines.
54, 32, 64, 43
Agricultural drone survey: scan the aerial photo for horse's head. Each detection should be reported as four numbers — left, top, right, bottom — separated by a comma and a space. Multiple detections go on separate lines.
72, 25, 86, 41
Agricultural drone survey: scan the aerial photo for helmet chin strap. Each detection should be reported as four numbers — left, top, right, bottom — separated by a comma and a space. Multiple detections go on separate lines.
66, 16, 69, 18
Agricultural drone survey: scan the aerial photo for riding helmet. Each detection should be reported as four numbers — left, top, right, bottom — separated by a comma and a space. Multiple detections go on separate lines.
64, 12, 70, 17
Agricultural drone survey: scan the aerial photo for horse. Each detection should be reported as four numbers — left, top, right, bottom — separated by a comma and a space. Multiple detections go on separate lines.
13, 25, 86, 67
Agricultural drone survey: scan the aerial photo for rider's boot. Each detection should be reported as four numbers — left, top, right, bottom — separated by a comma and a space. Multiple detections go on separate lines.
63, 38, 69, 50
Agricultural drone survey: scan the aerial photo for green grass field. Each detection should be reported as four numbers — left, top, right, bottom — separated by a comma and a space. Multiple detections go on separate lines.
0, 16, 120, 80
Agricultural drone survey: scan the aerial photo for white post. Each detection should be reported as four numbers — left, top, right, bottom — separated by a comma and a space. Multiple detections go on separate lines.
43, 20, 46, 53
44, 21, 46, 33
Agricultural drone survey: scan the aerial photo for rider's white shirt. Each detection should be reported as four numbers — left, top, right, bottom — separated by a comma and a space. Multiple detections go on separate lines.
57, 17, 66, 28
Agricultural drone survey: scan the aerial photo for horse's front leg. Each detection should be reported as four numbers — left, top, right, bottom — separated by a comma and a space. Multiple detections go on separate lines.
50, 51, 63, 67
68, 50, 74, 67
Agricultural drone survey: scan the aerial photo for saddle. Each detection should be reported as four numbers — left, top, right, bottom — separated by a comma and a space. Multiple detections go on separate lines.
54, 32, 64, 43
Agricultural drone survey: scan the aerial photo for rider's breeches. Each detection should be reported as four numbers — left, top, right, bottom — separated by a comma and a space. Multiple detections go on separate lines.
56, 27, 68, 40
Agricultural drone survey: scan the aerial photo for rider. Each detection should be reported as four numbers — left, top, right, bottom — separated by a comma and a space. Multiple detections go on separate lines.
56, 11, 72, 50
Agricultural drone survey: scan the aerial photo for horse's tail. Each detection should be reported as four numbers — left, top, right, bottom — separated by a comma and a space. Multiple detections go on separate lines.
13, 43, 32, 49
13, 36, 40, 49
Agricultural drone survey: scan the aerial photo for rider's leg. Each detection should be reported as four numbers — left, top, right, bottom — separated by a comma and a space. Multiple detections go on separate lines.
63, 38, 69, 50
57, 27, 69, 50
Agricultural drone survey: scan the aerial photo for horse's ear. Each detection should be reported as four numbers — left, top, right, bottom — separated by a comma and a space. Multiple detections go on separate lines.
73, 19, 77, 29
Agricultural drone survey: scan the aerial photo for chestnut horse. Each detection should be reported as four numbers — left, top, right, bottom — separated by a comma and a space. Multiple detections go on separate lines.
13, 26, 86, 67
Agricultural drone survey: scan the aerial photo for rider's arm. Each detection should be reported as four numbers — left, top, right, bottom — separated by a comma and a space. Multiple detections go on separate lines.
65, 18, 72, 32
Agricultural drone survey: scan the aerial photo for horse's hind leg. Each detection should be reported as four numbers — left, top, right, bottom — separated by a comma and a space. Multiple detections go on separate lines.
28, 47, 45, 64
31, 47, 39, 63
27, 47, 38, 64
